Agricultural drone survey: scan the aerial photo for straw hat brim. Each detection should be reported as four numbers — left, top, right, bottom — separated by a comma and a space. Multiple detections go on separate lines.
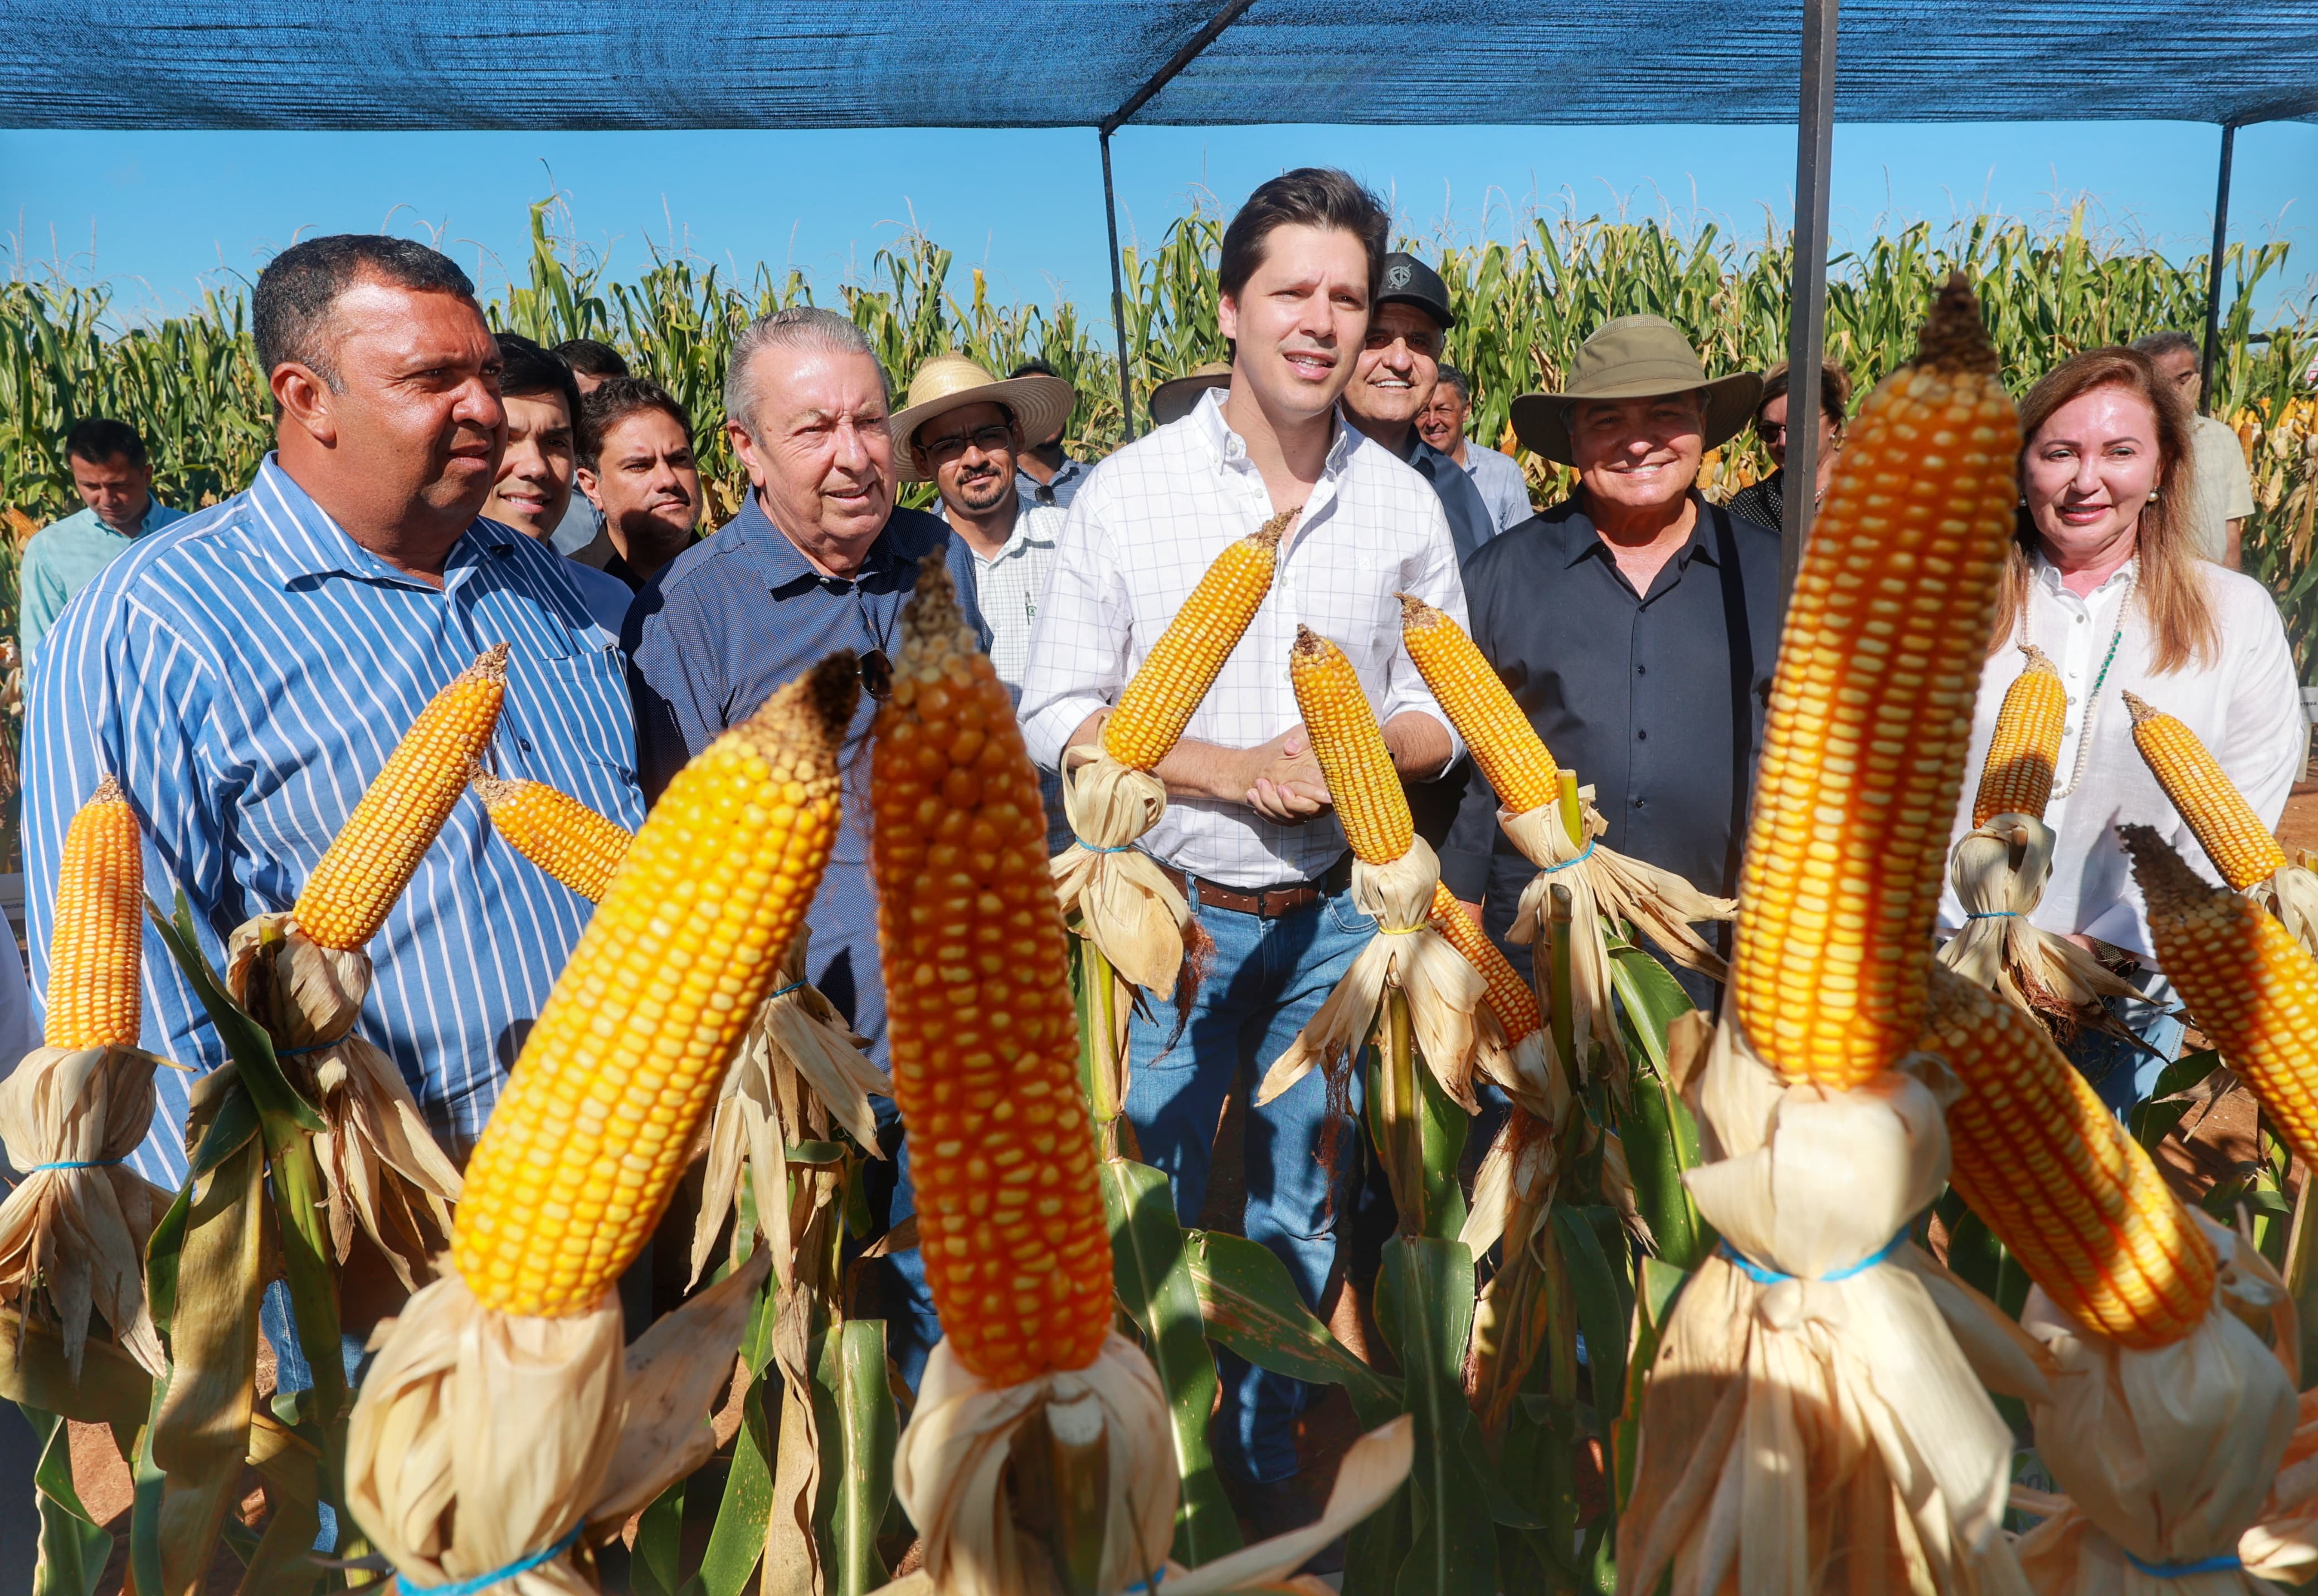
1509, 370, 1764, 468
891, 373, 1077, 484
1148, 368, 1233, 427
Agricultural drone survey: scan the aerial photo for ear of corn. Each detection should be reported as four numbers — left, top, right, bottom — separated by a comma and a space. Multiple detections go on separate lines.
2124, 693, 2287, 891
1290, 625, 1413, 867
1973, 645, 2066, 826
1429, 882, 1542, 1043
451, 655, 857, 1317
44, 773, 143, 1050
1100, 508, 1291, 771
1921, 966, 2216, 1348
873, 558, 1112, 1386
294, 645, 510, 951
1731, 277, 2023, 1091
2124, 824, 2318, 1168
469, 763, 634, 904
1399, 594, 1557, 816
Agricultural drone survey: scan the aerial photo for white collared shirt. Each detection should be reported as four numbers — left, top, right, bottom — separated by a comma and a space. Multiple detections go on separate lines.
1020, 386, 1468, 889
960, 499, 1067, 698
1937, 551, 2306, 958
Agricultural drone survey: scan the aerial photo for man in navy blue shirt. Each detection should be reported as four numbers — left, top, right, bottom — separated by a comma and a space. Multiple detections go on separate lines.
628, 304, 982, 1389
1443, 316, 1779, 1001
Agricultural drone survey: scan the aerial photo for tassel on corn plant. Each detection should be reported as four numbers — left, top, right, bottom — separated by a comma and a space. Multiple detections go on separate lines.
470, 763, 632, 903
0, 774, 169, 1376
1399, 593, 1732, 1084
346, 653, 856, 1593
1620, 277, 2033, 1596
2125, 691, 2318, 955
1920, 963, 2297, 1593
875, 560, 1411, 1596
1939, 646, 2144, 1037
225, 645, 509, 1286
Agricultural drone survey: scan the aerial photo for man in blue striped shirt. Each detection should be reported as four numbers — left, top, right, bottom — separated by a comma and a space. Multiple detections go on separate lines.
23, 234, 644, 1198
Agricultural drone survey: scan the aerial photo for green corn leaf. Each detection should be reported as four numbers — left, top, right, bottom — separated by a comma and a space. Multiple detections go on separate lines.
24, 1404, 112, 1596
145, 893, 324, 1135
1374, 1237, 1498, 1596
1182, 1229, 1402, 1430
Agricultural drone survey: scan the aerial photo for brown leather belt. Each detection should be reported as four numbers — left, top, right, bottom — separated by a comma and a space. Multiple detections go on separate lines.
1156, 854, 1352, 918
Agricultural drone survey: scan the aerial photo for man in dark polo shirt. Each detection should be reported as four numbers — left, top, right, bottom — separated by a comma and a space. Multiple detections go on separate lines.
1443, 317, 1779, 1001
627, 304, 984, 1390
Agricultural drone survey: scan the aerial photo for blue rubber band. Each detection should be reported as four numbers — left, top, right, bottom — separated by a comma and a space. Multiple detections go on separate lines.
765, 981, 805, 1003
1084, 844, 1136, 854
1965, 910, 2018, 920
395, 1522, 585, 1595
2124, 1551, 2243, 1578
1127, 1569, 1166, 1594
1717, 1227, 1909, 1287
29, 1157, 124, 1172
1541, 839, 1596, 874
277, 1028, 355, 1058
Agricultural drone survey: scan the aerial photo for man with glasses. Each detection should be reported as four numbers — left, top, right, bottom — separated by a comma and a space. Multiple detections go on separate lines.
627, 305, 985, 1393
1338, 251, 1496, 562
896, 353, 1077, 847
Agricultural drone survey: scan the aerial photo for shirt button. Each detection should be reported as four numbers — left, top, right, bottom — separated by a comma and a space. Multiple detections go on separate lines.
519, 738, 534, 753
1637, 728, 1648, 741
2075, 614, 2087, 624
1632, 797, 1647, 810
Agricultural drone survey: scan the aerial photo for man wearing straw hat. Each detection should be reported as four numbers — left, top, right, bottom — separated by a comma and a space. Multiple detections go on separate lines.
894, 351, 1078, 845
1442, 315, 1781, 999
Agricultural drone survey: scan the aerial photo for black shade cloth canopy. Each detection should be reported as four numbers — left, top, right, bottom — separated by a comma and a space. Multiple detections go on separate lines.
6, 1, 2315, 131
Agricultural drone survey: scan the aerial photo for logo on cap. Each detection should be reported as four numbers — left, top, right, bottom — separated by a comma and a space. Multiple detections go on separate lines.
1385, 263, 1412, 291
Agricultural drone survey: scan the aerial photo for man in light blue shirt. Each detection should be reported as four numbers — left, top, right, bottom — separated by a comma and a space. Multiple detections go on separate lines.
1420, 364, 1535, 534
19, 419, 187, 666
1008, 359, 1092, 508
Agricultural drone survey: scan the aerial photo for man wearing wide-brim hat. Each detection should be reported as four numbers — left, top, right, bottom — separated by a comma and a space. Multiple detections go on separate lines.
892, 351, 1078, 847
1440, 314, 1784, 1003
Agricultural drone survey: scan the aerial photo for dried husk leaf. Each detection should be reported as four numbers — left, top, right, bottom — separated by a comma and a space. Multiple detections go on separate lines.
1157, 1415, 1413, 1594
1616, 1007, 2030, 1596
349, 1249, 770, 1594
1256, 838, 1484, 1108
1936, 814, 2144, 1038
1051, 748, 1190, 995
2252, 860, 2318, 960
225, 912, 461, 1286
2009, 1216, 2296, 1595
1502, 792, 1733, 976
1472, 1013, 1569, 1125
0, 1042, 168, 1374
892, 1333, 1177, 1596
2239, 1390, 2318, 1582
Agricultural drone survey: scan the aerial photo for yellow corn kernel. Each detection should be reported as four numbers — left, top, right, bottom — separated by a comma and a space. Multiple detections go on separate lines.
873, 559, 1112, 1385
1922, 966, 2215, 1349
1732, 277, 2022, 1091
1399, 594, 1557, 816
1290, 626, 1413, 868
2124, 692, 2287, 891
45, 773, 143, 1050
2125, 824, 2318, 1169
1429, 883, 1542, 1042
1102, 508, 1291, 771
1973, 645, 2066, 826
470, 765, 633, 903
294, 646, 509, 951
451, 655, 856, 1317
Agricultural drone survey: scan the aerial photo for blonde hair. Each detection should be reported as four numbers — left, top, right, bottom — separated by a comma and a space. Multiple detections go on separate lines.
1988, 347, 2217, 675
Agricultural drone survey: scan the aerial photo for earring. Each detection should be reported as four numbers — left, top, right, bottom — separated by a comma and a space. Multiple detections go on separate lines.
2148, 489, 2161, 502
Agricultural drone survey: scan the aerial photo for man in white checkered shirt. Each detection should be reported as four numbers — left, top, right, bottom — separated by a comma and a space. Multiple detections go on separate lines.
1019, 168, 1467, 1537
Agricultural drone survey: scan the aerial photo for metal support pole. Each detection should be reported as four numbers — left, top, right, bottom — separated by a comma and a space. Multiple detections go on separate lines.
2200, 121, 2238, 416
1101, 129, 1136, 442
1781, 0, 1839, 601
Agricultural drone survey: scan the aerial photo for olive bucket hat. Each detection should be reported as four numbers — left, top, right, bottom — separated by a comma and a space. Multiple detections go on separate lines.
1509, 315, 1762, 467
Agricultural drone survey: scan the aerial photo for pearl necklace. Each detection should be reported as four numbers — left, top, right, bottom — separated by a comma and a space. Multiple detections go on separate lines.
2030, 563, 2136, 802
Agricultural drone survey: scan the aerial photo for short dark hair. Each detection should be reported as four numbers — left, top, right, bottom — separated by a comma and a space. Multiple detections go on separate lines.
1434, 364, 1472, 404
554, 338, 631, 381
578, 377, 693, 469
495, 333, 582, 432
2131, 331, 2202, 363
1218, 168, 1391, 306
254, 234, 476, 391
1010, 358, 1063, 382
1758, 361, 1853, 427
64, 417, 147, 469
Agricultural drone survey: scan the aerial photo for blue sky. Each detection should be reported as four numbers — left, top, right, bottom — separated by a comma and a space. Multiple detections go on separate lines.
3, 120, 2312, 328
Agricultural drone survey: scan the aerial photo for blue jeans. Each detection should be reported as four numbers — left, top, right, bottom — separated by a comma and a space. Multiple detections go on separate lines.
2066, 969, 2185, 1118
260, 1278, 369, 1552
868, 1095, 942, 1394
1124, 874, 1373, 1485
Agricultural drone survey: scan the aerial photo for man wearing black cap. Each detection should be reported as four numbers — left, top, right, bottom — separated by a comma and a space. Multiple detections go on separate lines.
1338, 251, 1497, 563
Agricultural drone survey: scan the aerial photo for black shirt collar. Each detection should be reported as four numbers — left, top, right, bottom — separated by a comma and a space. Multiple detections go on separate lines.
1559, 492, 1721, 571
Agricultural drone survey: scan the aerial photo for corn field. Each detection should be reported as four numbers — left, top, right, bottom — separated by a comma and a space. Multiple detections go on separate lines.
3, 196, 2314, 664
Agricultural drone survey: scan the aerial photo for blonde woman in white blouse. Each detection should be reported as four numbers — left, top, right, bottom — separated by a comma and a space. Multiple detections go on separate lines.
1939, 346, 2306, 1112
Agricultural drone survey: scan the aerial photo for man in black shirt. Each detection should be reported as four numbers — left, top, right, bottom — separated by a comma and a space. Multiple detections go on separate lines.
1442, 316, 1779, 999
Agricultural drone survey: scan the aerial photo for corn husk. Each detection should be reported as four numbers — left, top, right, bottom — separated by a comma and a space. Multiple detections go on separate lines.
1617, 1007, 2031, 1596
1051, 748, 1191, 995
690, 930, 892, 1290
2252, 855, 2318, 960
0, 1043, 169, 1375
1255, 838, 1485, 1111
225, 912, 462, 1287
1501, 797, 1734, 1083
2237, 1390, 2318, 1582
2008, 1215, 2297, 1596
891, 1331, 1412, 1596
1936, 813, 2145, 1040
349, 1247, 769, 1594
